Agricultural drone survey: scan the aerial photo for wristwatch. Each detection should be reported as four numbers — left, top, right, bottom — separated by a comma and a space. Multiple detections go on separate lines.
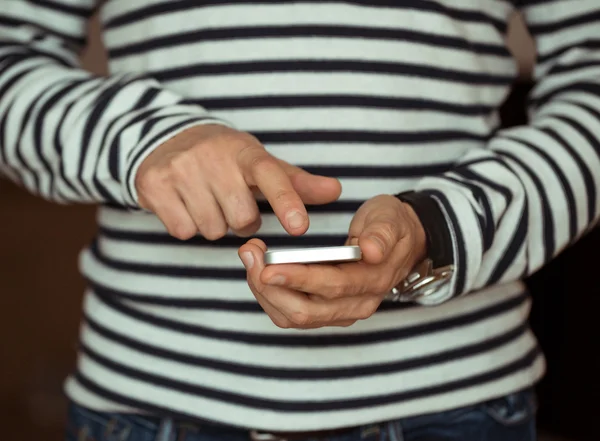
387, 191, 455, 303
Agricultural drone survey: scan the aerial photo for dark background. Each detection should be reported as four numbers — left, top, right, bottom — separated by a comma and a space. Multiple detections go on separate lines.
1, 14, 598, 441
504, 84, 600, 440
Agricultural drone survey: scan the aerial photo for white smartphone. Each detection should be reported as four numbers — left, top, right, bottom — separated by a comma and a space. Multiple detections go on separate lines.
264, 245, 362, 265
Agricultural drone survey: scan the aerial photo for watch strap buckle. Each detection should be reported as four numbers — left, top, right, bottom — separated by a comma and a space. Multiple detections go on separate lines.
388, 259, 455, 303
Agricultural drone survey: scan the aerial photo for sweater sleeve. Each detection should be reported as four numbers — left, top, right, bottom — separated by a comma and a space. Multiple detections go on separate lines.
411, 0, 600, 304
0, 0, 226, 207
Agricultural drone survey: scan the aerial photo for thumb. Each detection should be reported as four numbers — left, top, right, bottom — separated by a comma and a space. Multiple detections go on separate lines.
238, 238, 268, 286
280, 162, 342, 205
357, 217, 402, 265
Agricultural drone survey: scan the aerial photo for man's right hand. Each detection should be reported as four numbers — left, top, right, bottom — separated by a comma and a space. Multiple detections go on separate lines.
135, 124, 342, 240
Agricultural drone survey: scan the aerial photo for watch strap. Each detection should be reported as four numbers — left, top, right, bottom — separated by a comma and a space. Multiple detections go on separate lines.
394, 191, 454, 268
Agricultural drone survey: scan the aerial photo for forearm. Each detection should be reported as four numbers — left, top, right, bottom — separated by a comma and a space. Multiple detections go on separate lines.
411, 75, 600, 300
0, 1, 224, 207
399, 1, 600, 303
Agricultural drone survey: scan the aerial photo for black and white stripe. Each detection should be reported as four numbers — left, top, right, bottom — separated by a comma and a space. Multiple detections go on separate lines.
2, 0, 598, 431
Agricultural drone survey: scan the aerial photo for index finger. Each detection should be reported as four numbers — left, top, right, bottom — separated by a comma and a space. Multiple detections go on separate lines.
239, 148, 308, 235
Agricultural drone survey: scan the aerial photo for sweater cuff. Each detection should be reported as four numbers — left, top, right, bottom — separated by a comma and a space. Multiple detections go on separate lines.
395, 190, 458, 305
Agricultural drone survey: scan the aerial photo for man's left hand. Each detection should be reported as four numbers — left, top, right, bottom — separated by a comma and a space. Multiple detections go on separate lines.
238, 195, 428, 329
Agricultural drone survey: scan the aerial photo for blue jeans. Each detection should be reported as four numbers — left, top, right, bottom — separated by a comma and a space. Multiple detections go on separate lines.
65, 389, 536, 441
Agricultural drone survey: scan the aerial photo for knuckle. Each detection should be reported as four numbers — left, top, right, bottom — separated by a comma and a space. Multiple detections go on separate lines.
247, 279, 265, 296
376, 222, 398, 245
235, 220, 262, 237
361, 298, 381, 318
236, 142, 266, 165
230, 211, 260, 231
136, 168, 166, 194
329, 283, 349, 299
236, 131, 261, 147
221, 130, 258, 148
273, 188, 296, 205
169, 222, 196, 241
249, 153, 278, 173
271, 317, 292, 329
289, 310, 312, 327
202, 223, 228, 241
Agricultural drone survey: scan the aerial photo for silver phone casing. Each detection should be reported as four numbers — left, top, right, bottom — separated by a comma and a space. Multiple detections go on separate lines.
264, 246, 362, 265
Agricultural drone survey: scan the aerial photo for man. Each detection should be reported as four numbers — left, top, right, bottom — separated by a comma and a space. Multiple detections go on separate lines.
1, 1, 598, 440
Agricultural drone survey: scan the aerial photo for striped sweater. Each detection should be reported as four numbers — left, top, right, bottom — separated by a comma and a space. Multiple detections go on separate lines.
1, 0, 599, 431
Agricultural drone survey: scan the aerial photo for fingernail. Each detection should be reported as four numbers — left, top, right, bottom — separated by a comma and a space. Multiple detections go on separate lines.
368, 235, 386, 253
240, 251, 254, 269
349, 237, 359, 246
268, 275, 286, 286
286, 210, 305, 230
